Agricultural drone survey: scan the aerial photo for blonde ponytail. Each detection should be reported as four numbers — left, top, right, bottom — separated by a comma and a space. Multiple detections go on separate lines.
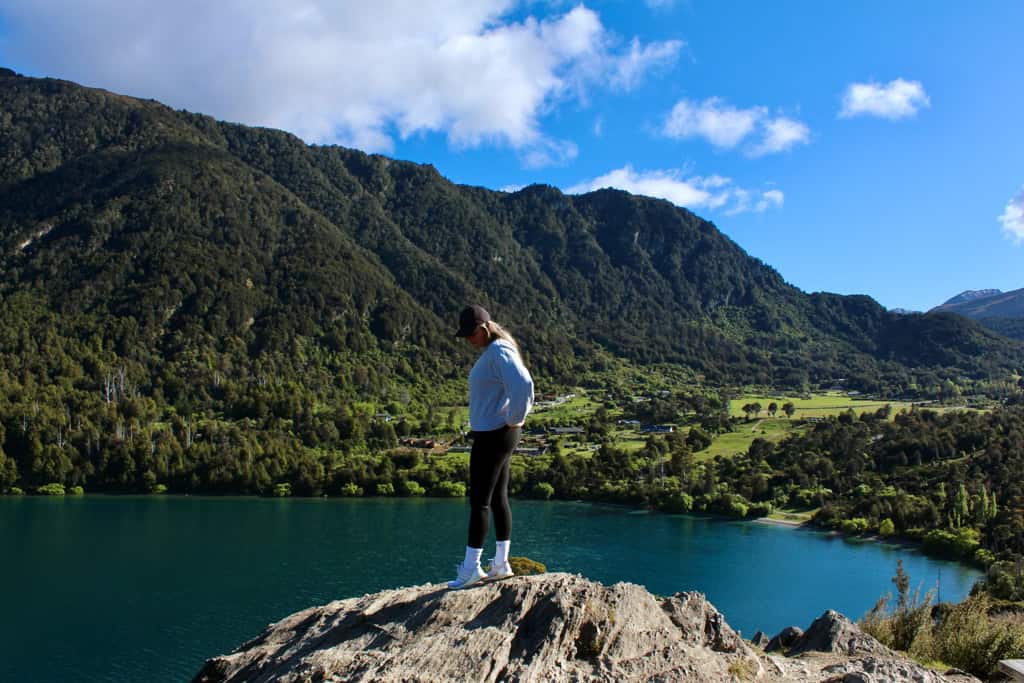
481, 320, 520, 353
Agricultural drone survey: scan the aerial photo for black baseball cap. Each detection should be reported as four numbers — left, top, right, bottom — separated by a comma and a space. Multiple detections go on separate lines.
456, 305, 490, 337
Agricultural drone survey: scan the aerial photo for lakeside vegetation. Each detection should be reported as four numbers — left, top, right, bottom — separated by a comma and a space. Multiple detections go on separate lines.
4, 377, 1023, 598
860, 561, 1024, 679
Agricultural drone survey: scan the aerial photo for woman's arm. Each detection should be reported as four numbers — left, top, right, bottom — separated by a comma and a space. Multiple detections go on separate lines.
494, 344, 534, 427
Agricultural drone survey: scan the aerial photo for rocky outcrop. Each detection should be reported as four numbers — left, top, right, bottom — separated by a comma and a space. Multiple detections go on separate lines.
786, 610, 891, 657
755, 611, 970, 683
193, 573, 979, 683
765, 625, 803, 653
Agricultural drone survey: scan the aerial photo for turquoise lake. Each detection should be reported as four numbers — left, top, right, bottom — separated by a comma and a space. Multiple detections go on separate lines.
1, 496, 980, 682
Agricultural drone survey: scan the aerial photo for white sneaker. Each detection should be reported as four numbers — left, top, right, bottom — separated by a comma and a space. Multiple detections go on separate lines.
447, 563, 486, 590
486, 559, 514, 581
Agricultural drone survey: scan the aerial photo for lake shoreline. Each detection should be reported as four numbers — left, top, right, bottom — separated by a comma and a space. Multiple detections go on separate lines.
2, 493, 982, 579
748, 515, 977, 580
752, 516, 806, 528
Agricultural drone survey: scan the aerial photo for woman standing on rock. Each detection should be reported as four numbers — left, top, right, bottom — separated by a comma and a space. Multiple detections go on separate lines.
447, 305, 534, 590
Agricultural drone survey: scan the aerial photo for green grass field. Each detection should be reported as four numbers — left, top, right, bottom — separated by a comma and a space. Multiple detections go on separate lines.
707, 391, 977, 460
709, 392, 915, 460
610, 429, 649, 453
530, 392, 603, 424
729, 391, 916, 420
695, 418, 802, 461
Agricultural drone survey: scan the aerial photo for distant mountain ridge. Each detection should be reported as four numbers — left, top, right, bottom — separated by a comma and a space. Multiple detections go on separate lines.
933, 288, 1024, 319
0, 67, 1022, 401
941, 289, 1003, 306
931, 288, 1024, 341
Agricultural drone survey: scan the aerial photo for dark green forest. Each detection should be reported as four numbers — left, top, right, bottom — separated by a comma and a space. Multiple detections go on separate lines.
979, 316, 1024, 341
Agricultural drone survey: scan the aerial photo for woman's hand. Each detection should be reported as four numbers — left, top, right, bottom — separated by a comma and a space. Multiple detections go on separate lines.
507, 421, 524, 428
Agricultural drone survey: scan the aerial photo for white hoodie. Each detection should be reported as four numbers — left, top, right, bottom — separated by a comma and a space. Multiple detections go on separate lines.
468, 339, 534, 431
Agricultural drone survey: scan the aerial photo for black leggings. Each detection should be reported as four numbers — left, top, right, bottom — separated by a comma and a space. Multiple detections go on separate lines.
467, 426, 520, 548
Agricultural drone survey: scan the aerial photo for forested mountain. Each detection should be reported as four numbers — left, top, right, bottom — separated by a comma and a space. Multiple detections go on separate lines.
2, 69, 1020, 390
1, 68, 1023, 493
931, 288, 1024, 341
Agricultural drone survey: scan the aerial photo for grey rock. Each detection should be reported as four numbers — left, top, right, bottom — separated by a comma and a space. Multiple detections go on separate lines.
765, 625, 803, 652
751, 630, 769, 647
787, 609, 891, 656
191, 573, 980, 683
193, 573, 761, 683
819, 657, 978, 683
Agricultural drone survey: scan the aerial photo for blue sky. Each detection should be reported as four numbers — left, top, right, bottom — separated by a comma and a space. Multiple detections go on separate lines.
1, 1, 1021, 311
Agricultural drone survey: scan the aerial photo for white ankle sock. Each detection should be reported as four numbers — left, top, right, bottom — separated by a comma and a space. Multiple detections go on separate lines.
494, 540, 510, 565
463, 546, 483, 569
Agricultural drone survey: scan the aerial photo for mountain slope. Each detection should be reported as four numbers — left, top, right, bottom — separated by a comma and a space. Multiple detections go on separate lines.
931, 288, 1024, 340
932, 287, 1024, 319
941, 289, 1003, 306
1, 67, 1022, 397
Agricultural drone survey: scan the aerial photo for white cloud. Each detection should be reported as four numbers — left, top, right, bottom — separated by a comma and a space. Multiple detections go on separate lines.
725, 188, 782, 215
566, 166, 722, 208
664, 97, 762, 148
565, 165, 784, 216
839, 79, 930, 120
520, 138, 578, 169
751, 117, 810, 156
756, 189, 784, 212
700, 174, 731, 190
723, 188, 752, 216
998, 186, 1024, 244
609, 37, 684, 90
0, 1, 679, 163
663, 97, 809, 155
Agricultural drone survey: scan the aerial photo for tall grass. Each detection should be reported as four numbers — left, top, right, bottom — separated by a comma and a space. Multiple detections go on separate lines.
859, 560, 1024, 679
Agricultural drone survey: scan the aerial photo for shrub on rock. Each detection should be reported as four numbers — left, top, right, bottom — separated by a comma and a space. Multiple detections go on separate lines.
508, 556, 546, 576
